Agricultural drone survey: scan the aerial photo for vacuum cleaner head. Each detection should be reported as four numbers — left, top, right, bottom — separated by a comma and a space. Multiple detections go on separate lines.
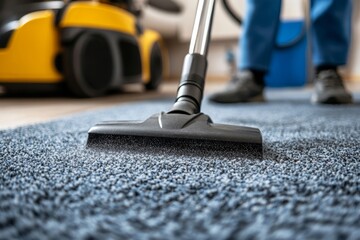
86, 0, 263, 159
87, 112, 263, 158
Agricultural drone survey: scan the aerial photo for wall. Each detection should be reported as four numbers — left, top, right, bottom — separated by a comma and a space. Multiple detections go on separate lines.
162, 0, 360, 81
347, 0, 360, 80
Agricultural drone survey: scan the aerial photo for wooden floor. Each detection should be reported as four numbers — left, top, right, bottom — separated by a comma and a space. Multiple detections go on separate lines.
0, 80, 359, 130
0, 82, 178, 130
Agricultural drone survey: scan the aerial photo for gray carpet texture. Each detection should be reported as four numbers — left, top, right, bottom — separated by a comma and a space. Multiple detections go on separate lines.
1, 89, 360, 240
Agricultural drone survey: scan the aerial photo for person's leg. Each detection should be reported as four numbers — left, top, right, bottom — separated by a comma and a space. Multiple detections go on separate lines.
311, 0, 352, 67
209, 0, 281, 103
311, 0, 353, 104
239, 0, 282, 73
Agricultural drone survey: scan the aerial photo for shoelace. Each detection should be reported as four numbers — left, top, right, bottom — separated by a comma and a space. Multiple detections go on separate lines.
230, 72, 252, 84
230, 74, 241, 84
318, 70, 344, 88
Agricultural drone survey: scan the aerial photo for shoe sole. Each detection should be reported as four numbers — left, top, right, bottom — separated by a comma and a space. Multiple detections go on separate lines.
210, 93, 265, 104
311, 95, 353, 105
246, 94, 266, 103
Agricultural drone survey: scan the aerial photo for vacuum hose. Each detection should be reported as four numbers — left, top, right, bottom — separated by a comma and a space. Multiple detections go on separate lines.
221, 0, 242, 25
147, 0, 182, 13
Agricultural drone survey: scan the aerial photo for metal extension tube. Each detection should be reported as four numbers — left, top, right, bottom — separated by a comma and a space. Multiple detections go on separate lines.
169, 0, 216, 115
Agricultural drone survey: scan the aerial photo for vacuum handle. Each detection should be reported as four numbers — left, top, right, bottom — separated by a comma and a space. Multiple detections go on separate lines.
169, 0, 216, 115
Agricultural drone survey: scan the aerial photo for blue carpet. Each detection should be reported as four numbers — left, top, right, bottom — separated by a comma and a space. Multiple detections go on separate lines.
1, 89, 360, 240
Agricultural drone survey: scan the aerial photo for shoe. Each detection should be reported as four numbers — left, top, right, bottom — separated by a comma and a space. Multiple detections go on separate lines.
209, 70, 265, 103
311, 69, 353, 104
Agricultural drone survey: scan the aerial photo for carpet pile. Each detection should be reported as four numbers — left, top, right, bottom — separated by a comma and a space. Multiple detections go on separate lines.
1, 90, 360, 239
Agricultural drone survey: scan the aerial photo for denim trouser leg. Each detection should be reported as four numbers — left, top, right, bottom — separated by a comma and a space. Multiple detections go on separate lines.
238, 0, 282, 71
238, 0, 352, 70
311, 0, 352, 67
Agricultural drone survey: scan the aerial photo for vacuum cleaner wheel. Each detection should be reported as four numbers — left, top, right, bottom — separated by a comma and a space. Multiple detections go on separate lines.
64, 32, 115, 97
145, 42, 163, 90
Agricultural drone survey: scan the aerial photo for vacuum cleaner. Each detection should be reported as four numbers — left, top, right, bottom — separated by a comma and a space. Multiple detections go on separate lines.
0, 0, 165, 97
87, 0, 263, 157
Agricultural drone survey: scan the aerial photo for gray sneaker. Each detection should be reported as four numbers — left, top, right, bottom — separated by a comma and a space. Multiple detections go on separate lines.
209, 70, 265, 103
311, 69, 353, 104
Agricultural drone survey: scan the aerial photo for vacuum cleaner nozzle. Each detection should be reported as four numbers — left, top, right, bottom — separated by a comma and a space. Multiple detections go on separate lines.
87, 112, 263, 158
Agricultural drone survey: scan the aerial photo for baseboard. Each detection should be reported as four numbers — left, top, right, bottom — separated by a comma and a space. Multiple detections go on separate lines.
166, 75, 229, 83
345, 75, 360, 82
167, 75, 360, 83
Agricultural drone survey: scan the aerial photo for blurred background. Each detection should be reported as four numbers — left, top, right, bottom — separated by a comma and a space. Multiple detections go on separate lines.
0, 0, 359, 129
144, 0, 360, 81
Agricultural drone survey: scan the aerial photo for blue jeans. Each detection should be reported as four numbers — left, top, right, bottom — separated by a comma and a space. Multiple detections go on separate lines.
239, 0, 352, 71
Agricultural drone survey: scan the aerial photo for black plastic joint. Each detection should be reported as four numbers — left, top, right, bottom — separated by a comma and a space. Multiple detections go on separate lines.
169, 53, 208, 115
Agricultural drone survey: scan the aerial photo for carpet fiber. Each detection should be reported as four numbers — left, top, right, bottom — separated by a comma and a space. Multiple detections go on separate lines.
1, 89, 360, 240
